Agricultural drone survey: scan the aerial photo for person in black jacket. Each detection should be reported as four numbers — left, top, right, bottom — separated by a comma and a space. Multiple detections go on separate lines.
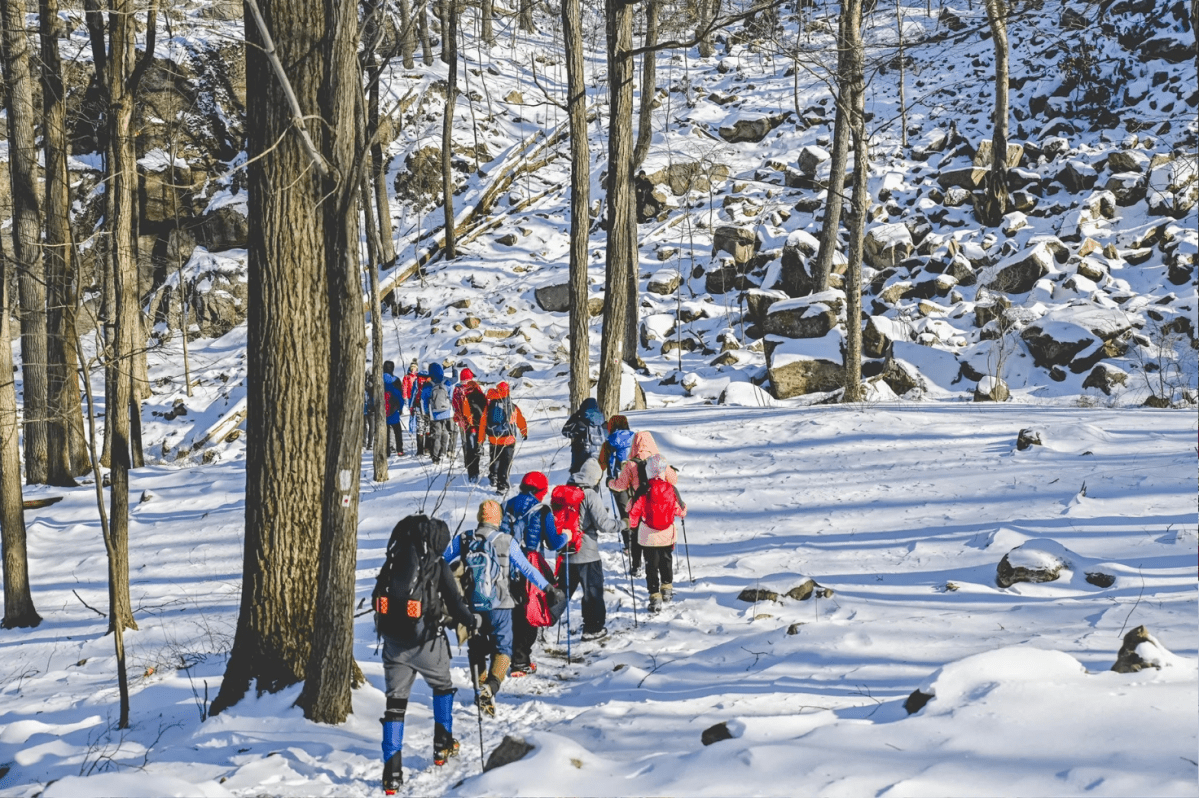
561, 397, 607, 474
373, 515, 477, 793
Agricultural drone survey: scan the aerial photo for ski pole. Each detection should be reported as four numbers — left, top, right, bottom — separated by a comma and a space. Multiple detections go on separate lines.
610, 486, 637, 628
681, 517, 694, 584
470, 662, 485, 771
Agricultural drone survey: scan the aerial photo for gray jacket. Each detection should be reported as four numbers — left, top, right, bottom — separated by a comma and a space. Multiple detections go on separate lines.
447, 522, 550, 610
568, 484, 619, 564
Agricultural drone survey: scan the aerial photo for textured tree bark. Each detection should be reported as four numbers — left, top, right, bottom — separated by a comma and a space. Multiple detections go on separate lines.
361, 176, 390, 481
0, 240, 40, 630
297, 0, 364, 723
481, 0, 494, 44
40, 0, 89, 485
632, 0, 658, 169
0, 0, 50, 486
810, 8, 853, 296
562, 0, 590, 411
519, 0, 535, 33
978, 0, 1009, 227
211, 0, 330, 714
597, 0, 635, 416
843, 0, 866, 403
361, 0, 395, 264
441, 0, 458, 260
398, 0, 415, 68
417, 0, 433, 66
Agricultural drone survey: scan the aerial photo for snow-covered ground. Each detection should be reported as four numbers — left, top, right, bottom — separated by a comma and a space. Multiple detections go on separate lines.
2, 398, 1195, 797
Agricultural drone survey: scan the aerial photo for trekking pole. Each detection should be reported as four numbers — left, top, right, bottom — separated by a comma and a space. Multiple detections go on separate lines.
469, 662, 485, 772
564, 546, 572, 665
681, 517, 694, 584
610, 487, 637, 628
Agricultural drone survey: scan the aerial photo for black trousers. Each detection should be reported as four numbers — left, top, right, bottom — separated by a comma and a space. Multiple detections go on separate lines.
462, 429, 481, 479
643, 544, 674, 596
387, 422, 404, 455
489, 442, 515, 491
566, 559, 606, 633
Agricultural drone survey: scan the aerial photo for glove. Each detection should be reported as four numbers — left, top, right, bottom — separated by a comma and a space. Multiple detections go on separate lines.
466, 613, 480, 634
545, 586, 564, 607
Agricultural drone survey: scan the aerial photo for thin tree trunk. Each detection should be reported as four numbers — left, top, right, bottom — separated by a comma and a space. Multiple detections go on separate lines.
632, 0, 658, 169
398, 0, 415, 68
0, 0, 50, 486
843, 0, 866, 403
810, 10, 853, 296
441, 0, 458, 260
417, 0, 433, 66
362, 0, 395, 263
40, 0, 88, 484
211, 0, 331, 715
895, 0, 906, 148
361, 177, 390, 480
695, 0, 715, 58
597, 0, 635, 416
563, 0, 590, 410
481, 0, 494, 44
0, 238, 40, 629
297, 0, 363, 722
519, 0, 535, 33
978, 0, 1009, 226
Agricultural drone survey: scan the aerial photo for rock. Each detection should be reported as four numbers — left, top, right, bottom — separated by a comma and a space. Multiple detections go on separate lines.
648, 160, 731, 196
1060, 6, 1087, 29
937, 166, 988, 191
1084, 571, 1116, 588
863, 223, 914, 269
193, 205, 249, 252
712, 225, 757, 264
704, 258, 744, 294
798, 145, 831, 177
784, 580, 831, 600
503, 90, 524, 104
1041, 136, 1070, 161
1147, 156, 1198, 217
497, 232, 519, 246
484, 735, 534, 771
534, 283, 570, 312
972, 140, 1024, 169
138, 161, 197, 225
938, 6, 966, 30
996, 543, 1066, 588
981, 242, 1054, 294
1106, 149, 1150, 175
767, 336, 845, 399
786, 623, 803, 635
878, 356, 923, 397
146, 248, 247, 339
779, 230, 823, 297
1016, 428, 1042, 450
1056, 160, 1098, 192
463, 316, 481, 329
647, 270, 682, 295
1105, 172, 1145, 205
745, 288, 788, 324
1021, 322, 1101, 369
701, 722, 735, 746
1111, 626, 1166, 674
974, 294, 1011, 327
587, 296, 605, 317
737, 587, 779, 602
718, 114, 786, 143
763, 291, 843, 339
508, 364, 533, 379
1139, 36, 1193, 64
904, 690, 933, 714
974, 376, 1010, 402
863, 315, 910, 358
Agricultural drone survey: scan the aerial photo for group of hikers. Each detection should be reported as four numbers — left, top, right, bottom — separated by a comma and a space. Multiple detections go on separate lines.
368, 393, 689, 793
366, 359, 528, 492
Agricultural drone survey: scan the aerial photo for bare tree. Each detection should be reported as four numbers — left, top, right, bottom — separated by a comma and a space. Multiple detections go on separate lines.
632, 0, 659, 169
362, 0, 396, 263
563, 0, 591, 410
0, 0, 51, 486
810, 8, 854, 296
842, 0, 866, 402
441, 0, 459, 260
481, 0, 495, 44
977, 0, 1009, 226
519, 0, 535, 33
0, 238, 40, 630
361, 177, 390, 481
398, 0, 416, 67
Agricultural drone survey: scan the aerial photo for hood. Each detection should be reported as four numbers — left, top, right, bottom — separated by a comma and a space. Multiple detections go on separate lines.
581, 397, 598, 412
584, 408, 605, 427
429, 362, 444, 381
644, 453, 669, 480
488, 381, 510, 400
629, 430, 660, 461
460, 367, 475, 382
608, 414, 630, 433
569, 458, 603, 488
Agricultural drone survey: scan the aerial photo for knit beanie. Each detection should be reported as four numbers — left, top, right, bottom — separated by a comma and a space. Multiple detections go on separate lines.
460, 367, 475, 381
477, 500, 503, 526
520, 471, 549, 501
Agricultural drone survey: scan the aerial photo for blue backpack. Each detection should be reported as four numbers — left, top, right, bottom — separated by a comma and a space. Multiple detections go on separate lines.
607, 429, 635, 479
487, 398, 513, 438
460, 531, 502, 611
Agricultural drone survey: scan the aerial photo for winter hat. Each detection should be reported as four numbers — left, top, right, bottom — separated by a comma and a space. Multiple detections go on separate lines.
644, 453, 668, 481
408, 360, 418, 372
477, 500, 503, 526
460, 367, 475, 381
429, 362, 445, 381
608, 414, 630, 433
569, 458, 603, 488
581, 397, 598, 412
520, 471, 549, 501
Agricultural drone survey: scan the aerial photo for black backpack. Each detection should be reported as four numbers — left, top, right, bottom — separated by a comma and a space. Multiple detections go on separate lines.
465, 385, 488, 428
374, 515, 450, 642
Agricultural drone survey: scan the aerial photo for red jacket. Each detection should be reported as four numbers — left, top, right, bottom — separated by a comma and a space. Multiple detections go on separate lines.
453, 381, 486, 430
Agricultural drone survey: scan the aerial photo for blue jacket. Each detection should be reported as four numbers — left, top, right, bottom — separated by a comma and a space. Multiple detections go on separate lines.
421, 363, 456, 422
443, 528, 550, 596
382, 372, 405, 425
500, 491, 565, 554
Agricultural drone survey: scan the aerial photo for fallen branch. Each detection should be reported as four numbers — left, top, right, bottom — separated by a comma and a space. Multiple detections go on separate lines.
23, 496, 64, 510
73, 589, 107, 618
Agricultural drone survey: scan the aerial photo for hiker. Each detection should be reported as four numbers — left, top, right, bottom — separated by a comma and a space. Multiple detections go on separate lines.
625, 453, 686, 613
442, 359, 460, 456
561, 397, 608, 474
635, 169, 662, 224
599, 415, 638, 574
479, 381, 527, 494
444, 500, 563, 716
382, 360, 406, 456
558, 458, 620, 640
372, 515, 478, 793
364, 375, 375, 450
422, 362, 455, 464
453, 368, 488, 482
402, 361, 426, 456
500, 472, 567, 677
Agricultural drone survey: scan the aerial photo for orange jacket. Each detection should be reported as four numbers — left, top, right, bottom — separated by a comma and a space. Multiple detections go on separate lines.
478, 382, 528, 445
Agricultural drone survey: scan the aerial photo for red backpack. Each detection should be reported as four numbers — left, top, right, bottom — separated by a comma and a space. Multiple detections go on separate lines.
643, 479, 680, 530
551, 485, 586, 554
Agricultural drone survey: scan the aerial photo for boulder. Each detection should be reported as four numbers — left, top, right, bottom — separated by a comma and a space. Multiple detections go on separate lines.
701, 722, 735, 746
904, 690, 933, 714
767, 333, 845, 399
1021, 322, 1101, 369
647, 270, 682, 295
1105, 172, 1145, 205
974, 294, 1011, 327
745, 288, 788, 325
863, 315, 911, 358
779, 229, 823, 297
705, 258, 746, 294
996, 543, 1066, 588
1106, 149, 1150, 175
146, 248, 248, 340
973, 376, 1010, 402
937, 166, 988, 191
718, 114, 786, 143
1138, 36, 1193, 64
484, 735, 535, 771
193, 205, 249, 252
1016, 427, 1042, 450
797, 145, 831, 177
877, 356, 923, 397
1084, 571, 1115, 588
1056, 160, 1098, 192
981, 242, 1055, 294
534, 283, 570, 312
648, 160, 731, 196
712, 225, 758, 264
737, 587, 779, 602
1111, 626, 1167, 674
763, 291, 844, 339
784, 580, 832, 600
1082, 363, 1128, 395
1146, 156, 1198, 217
972, 140, 1024, 169
863, 223, 914, 269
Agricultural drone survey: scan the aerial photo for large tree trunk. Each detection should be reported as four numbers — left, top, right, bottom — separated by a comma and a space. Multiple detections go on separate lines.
809, 8, 854, 296
481, 0, 494, 44
562, 0, 590, 411
978, 0, 1009, 227
632, 0, 658, 169
417, 0, 433, 66
441, 0, 458, 260
296, 0, 363, 723
40, 0, 88, 485
0, 0, 50, 487
211, 0, 331, 715
398, 0, 415, 68
597, 0, 635, 416
518, 0, 535, 33
843, 0, 866, 403
0, 239, 40, 629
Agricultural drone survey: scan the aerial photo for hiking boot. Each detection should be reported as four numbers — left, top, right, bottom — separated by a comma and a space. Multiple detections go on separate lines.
382, 753, 403, 794
476, 684, 496, 717
509, 661, 537, 678
581, 627, 608, 642
433, 738, 460, 766
648, 593, 662, 613
661, 584, 673, 603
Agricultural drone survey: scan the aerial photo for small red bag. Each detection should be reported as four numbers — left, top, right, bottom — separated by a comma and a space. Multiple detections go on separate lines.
523, 551, 557, 628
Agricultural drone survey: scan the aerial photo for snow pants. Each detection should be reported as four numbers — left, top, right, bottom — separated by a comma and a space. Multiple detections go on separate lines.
643, 545, 674, 597
429, 418, 453, 462
488, 443, 515, 492
565, 559, 606, 634
461, 429, 482, 480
